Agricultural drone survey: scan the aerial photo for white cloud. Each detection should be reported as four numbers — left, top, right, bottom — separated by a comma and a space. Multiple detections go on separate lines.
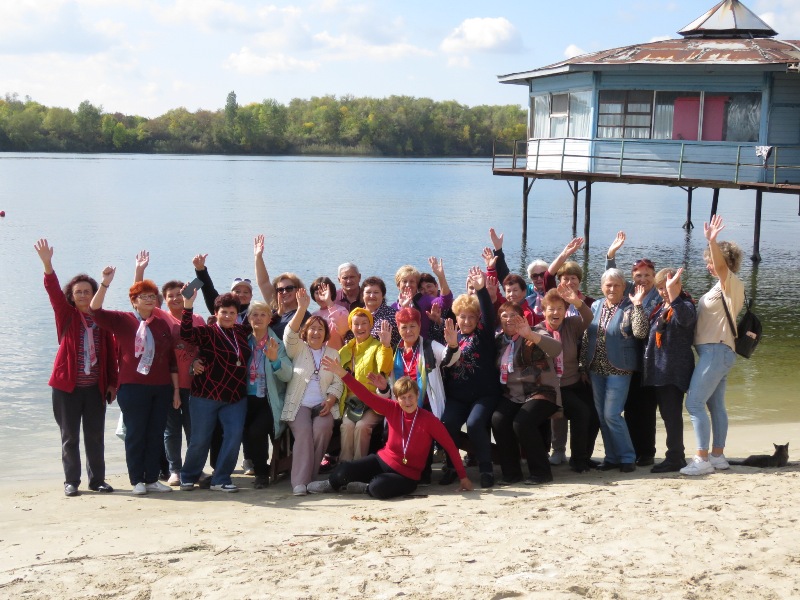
440, 17, 522, 54
757, 1, 800, 37
225, 47, 320, 74
312, 31, 433, 61
447, 55, 471, 68
563, 44, 586, 59
153, 0, 298, 34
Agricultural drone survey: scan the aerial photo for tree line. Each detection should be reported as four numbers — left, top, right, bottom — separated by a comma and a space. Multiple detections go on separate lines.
0, 91, 526, 157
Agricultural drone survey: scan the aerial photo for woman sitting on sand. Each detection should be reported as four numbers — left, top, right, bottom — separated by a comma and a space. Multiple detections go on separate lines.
281, 288, 344, 496
36, 239, 118, 497
308, 357, 473, 498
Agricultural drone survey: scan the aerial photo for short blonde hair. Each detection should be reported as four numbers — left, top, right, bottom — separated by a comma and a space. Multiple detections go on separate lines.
704, 241, 742, 274
247, 300, 272, 319
393, 376, 419, 398
394, 265, 420, 289
452, 293, 479, 316
654, 268, 677, 288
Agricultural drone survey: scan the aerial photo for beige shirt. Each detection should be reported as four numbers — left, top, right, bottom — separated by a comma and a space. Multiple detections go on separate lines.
694, 270, 745, 351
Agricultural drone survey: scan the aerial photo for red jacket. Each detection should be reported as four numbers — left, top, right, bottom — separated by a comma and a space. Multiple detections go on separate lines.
44, 271, 118, 394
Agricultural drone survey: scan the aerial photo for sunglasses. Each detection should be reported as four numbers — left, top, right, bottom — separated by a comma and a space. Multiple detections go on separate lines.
633, 259, 655, 270
276, 285, 297, 294
530, 272, 546, 279
233, 277, 251, 284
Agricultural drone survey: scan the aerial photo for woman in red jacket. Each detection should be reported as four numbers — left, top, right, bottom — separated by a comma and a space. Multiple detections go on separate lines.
35, 239, 118, 497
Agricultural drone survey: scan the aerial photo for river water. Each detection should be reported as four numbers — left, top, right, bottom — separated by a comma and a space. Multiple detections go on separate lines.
0, 153, 797, 481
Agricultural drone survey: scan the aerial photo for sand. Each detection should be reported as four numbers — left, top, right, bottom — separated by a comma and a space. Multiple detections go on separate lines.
2, 421, 799, 600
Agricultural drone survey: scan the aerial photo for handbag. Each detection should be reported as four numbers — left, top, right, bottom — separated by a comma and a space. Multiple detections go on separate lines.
344, 396, 366, 423
721, 291, 762, 359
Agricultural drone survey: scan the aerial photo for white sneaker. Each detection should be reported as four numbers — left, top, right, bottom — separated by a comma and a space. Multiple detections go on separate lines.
680, 456, 715, 476
167, 473, 181, 486
242, 459, 255, 476
709, 454, 730, 470
211, 484, 239, 493
549, 450, 567, 465
307, 480, 333, 494
132, 482, 147, 495
293, 485, 307, 496
145, 481, 173, 493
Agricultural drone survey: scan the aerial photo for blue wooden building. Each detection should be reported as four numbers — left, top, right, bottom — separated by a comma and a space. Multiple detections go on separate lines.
492, 0, 800, 260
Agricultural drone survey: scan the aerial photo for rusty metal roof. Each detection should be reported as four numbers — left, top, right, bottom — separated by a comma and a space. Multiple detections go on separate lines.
678, 0, 777, 38
498, 37, 800, 83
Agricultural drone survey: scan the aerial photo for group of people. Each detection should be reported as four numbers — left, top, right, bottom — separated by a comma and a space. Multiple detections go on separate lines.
37, 214, 746, 500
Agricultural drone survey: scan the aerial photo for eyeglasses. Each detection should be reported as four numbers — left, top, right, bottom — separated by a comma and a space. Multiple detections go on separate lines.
276, 285, 296, 294
137, 294, 157, 301
633, 259, 655, 270
530, 272, 546, 279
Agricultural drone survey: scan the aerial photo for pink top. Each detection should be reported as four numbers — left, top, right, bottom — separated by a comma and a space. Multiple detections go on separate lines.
342, 373, 466, 481
155, 307, 206, 389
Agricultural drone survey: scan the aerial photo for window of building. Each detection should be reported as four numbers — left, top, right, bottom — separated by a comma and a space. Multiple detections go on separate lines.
531, 91, 592, 139
597, 90, 653, 139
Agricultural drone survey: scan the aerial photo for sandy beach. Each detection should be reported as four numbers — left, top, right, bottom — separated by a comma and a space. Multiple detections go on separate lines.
2, 420, 799, 600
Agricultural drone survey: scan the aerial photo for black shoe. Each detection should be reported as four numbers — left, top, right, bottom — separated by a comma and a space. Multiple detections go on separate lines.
498, 475, 523, 486
480, 472, 495, 488
597, 462, 621, 471
524, 474, 553, 485
569, 460, 591, 474
650, 459, 687, 474
253, 476, 269, 489
89, 482, 114, 493
438, 468, 458, 485
464, 453, 477, 468
419, 472, 431, 487
158, 471, 170, 482
64, 483, 79, 497
586, 459, 601, 469
620, 463, 636, 473
636, 456, 655, 467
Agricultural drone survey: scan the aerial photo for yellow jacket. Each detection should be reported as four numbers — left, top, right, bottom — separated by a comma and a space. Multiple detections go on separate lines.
338, 335, 393, 414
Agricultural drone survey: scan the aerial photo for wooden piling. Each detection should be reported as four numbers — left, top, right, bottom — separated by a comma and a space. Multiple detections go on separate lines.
584, 181, 592, 249
752, 189, 763, 262
710, 188, 720, 220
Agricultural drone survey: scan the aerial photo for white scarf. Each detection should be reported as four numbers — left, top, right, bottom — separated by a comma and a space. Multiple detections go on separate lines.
134, 311, 155, 375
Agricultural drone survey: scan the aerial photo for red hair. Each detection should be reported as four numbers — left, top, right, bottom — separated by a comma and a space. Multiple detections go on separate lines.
395, 307, 421, 326
129, 280, 159, 302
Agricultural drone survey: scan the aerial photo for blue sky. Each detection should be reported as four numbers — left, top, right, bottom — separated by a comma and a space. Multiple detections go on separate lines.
1, 0, 799, 118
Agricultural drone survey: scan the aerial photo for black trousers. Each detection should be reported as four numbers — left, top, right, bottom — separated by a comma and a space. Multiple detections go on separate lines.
492, 397, 557, 480
330, 454, 417, 499
52, 386, 107, 487
653, 384, 686, 463
560, 382, 596, 465
624, 373, 657, 460
242, 394, 275, 478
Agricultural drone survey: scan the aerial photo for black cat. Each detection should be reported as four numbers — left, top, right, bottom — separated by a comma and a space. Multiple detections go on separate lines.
729, 443, 789, 467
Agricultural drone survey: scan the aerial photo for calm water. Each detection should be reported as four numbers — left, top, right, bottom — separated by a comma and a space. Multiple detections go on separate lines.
1, 153, 798, 481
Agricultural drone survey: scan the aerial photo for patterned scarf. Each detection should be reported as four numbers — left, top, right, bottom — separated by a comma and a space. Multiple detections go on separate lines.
134, 311, 155, 375
393, 339, 429, 407
499, 334, 519, 384
544, 321, 563, 378
77, 312, 97, 375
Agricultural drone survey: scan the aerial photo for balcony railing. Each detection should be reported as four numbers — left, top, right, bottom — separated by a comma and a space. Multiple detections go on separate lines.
492, 138, 800, 187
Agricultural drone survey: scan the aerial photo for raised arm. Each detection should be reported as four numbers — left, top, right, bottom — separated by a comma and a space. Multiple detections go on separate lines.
133, 250, 149, 283
428, 257, 451, 297
34, 238, 54, 274
90, 266, 116, 311
605, 231, 625, 269
253, 234, 275, 303
287, 288, 311, 334
192, 253, 218, 314
549, 237, 583, 275
703, 215, 730, 290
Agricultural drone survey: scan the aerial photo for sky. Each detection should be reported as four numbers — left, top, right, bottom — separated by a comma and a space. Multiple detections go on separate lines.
2, 0, 800, 118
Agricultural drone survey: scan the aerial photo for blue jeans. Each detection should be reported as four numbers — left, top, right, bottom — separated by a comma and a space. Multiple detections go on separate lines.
685, 343, 736, 451
164, 389, 192, 473
441, 395, 497, 474
590, 372, 635, 464
117, 383, 172, 485
181, 396, 247, 486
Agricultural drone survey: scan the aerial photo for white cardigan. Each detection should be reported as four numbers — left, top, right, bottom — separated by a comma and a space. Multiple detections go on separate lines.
281, 326, 344, 422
